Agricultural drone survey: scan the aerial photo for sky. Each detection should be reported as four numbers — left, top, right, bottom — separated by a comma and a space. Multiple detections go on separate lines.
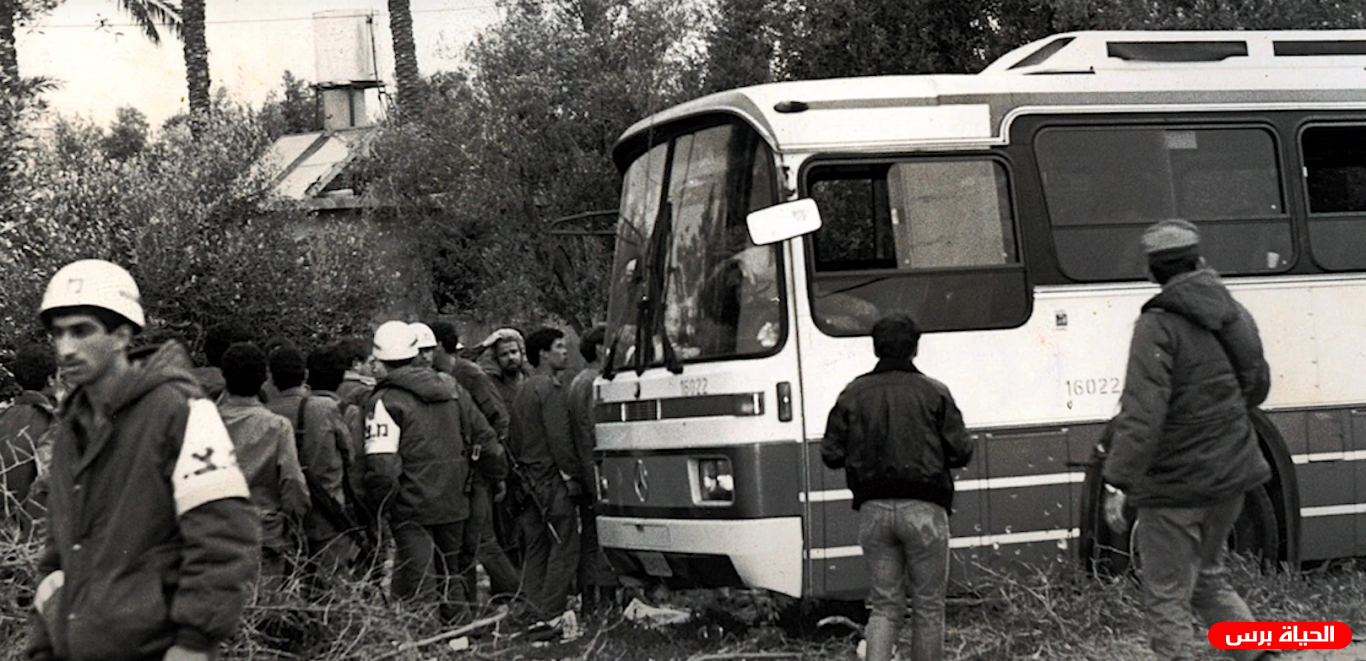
15, 0, 504, 128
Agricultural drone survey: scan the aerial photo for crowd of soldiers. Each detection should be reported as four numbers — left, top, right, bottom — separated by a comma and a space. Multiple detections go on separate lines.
0, 260, 615, 661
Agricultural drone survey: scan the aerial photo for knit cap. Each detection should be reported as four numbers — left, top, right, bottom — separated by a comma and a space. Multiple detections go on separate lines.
1141, 219, 1200, 254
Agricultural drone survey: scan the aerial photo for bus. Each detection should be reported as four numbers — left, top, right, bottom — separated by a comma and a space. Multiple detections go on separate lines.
590, 30, 1366, 600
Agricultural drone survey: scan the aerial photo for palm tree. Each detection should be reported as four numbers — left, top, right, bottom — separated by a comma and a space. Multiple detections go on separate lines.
180, 0, 209, 136
113, 0, 179, 44
0, 0, 179, 207
0, 0, 18, 207
389, 0, 421, 121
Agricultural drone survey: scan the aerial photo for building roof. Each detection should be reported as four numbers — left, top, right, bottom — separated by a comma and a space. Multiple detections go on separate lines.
260, 127, 378, 209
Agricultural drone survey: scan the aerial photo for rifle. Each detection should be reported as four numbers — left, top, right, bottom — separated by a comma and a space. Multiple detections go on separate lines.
295, 396, 368, 548
508, 461, 562, 545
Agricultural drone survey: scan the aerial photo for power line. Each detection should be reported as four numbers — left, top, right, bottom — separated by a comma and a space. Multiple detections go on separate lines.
23, 4, 502, 30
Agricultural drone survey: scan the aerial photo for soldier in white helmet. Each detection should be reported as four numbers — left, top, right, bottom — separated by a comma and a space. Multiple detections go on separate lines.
27, 259, 257, 661
363, 321, 506, 623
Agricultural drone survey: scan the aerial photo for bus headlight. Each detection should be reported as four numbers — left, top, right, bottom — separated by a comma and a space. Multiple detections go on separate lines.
695, 457, 734, 503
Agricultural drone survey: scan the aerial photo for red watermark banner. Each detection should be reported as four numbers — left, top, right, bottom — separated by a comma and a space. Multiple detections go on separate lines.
1209, 622, 1351, 650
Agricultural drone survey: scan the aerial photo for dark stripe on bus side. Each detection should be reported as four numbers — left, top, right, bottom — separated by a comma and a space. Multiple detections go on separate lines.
596, 442, 801, 519
596, 392, 765, 423
1272, 408, 1362, 561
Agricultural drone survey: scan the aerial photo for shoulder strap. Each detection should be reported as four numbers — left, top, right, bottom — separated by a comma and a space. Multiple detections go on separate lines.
294, 395, 309, 446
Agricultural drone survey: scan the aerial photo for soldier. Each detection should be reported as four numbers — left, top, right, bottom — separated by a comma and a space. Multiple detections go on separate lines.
363, 321, 507, 623
509, 328, 582, 629
28, 259, 256, 661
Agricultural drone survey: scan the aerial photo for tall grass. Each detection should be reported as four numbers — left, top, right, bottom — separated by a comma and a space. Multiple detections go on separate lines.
0, 536, 1360, 661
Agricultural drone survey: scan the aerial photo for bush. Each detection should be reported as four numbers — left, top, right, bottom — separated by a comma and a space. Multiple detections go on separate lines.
0, 102, 391, 363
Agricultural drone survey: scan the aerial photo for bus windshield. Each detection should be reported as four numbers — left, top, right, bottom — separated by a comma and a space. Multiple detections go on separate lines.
606, 120, 783, 373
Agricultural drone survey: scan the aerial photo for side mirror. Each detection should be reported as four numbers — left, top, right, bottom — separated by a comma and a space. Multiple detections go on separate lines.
746, 198, 823, 246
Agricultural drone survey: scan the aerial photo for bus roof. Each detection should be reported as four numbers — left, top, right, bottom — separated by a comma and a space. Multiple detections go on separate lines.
614, 30, 1366, 165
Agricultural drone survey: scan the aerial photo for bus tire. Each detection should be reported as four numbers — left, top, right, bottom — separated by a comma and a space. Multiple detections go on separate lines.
1080, 422, 1284, 577
1230, 484, 1281, 571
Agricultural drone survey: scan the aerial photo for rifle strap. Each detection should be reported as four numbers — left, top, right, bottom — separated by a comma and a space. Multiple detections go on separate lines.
295, 395, 309, 448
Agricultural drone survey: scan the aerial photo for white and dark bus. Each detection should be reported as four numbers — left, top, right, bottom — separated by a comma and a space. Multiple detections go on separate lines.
592, 30, 1366, 599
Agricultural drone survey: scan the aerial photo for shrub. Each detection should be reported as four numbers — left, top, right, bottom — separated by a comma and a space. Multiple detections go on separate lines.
0, 101, 391, 364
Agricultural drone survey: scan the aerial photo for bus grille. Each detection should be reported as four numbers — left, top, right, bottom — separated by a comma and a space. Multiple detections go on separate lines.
622, 400, 658, 421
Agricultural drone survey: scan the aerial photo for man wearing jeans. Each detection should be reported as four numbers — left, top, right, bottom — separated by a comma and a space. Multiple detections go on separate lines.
1103, 219, 1273, 661
821, 314, 972, 661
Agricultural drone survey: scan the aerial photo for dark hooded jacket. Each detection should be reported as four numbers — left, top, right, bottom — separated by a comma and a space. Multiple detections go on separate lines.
27, 342, 257, 661
1104, 269, 1272, 508
0, 390, 55, 517
363, 366, 506, 525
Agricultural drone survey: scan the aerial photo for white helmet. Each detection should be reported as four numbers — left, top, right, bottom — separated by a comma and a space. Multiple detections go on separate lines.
409, 322, 438, 350
372, 320, 419, 361
40, 259, 145, 330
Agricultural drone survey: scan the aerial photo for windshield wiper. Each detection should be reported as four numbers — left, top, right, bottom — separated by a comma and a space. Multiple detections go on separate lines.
637, 201, 683, 375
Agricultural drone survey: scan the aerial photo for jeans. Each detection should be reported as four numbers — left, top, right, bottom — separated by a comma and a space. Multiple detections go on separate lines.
1135, 494, 1260, 661
391, 520, 468, 622
860, 498, 950, 661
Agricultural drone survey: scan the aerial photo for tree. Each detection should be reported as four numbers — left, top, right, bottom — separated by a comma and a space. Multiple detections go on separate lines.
258, 71, 322, 139
703, 0, 784, 94
0, 0, 60, 212
181, 0, 209, 136
102, 106, 149, 160
1043, 0, 1366, 31
111, 0, 179, 43
0, 0, 176, 210
780, 0, 1054, 78
0, 100, 392, 363
360, 0, 708, 329
388, 0, 421, 121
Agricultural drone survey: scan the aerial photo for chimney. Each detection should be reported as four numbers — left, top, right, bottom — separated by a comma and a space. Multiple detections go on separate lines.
313, 10, 382, 130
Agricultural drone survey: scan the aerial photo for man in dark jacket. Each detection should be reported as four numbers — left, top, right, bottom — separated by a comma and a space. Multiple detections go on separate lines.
0, 344, 57, 527
363, 321, 507, 624
219, 342, 309, 586
509, 328, 581, 628
821, 314, 972, 661
29, 259, 257, 661
567, 326, 616, 610
266, 345, 354, 587
1103, 219, 1272, 661
428, 320, 521, 602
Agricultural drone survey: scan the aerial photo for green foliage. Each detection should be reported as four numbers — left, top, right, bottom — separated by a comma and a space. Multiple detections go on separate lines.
703, 0, 783, 93
109, 0, 181, 45
101, 106, 148, 161
258, 70, 322, 139
780, 0, 1056, 77
1044, 0, 1366, 31
0, 100, 390, 360
359, 0, 707, 332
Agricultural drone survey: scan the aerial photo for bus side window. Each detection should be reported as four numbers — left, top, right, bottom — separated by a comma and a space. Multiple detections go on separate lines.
806, 158, 1027, 335
1036, 125, 1290, 281
1303, 125, 1366, 271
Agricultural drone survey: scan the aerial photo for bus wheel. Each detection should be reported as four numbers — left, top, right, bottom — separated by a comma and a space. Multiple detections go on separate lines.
1081, 421, 1282, 577
1086, 483, 1281, 577
1230, 485, 1280, 571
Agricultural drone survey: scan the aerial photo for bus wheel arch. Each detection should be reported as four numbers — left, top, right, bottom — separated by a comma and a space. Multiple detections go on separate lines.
1079, 410, 1298, 576
1249, 408, 1300, 570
